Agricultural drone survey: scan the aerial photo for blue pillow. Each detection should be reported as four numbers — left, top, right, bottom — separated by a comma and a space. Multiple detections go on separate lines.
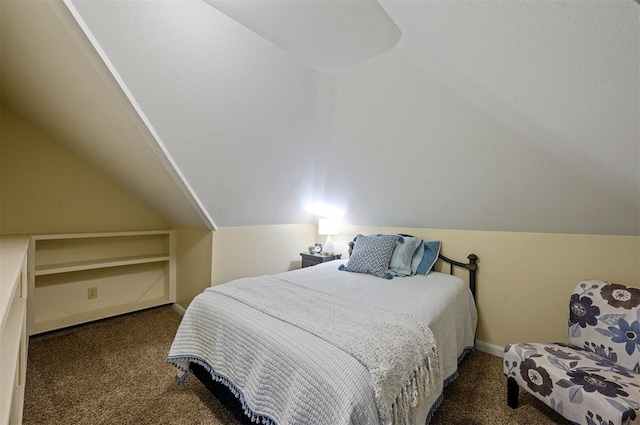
389, 236, 423, 277
415, 241, 441, 275
344, 234, 398, 279
410, 242, 425, 274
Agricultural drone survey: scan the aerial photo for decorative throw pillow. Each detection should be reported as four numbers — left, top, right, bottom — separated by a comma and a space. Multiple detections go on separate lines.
415, 240, 441, 275
410, 242, 425, 274
343, 234, 398, 279
388, 236, 423, 277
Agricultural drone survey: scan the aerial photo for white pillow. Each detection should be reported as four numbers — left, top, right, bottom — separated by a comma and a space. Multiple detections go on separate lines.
389, 236, 423, 276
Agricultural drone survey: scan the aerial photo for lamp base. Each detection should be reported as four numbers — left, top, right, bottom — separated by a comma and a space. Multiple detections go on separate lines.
324, 235, 335, 255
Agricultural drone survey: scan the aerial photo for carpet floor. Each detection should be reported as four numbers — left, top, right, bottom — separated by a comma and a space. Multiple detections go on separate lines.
23, 305, 571, 424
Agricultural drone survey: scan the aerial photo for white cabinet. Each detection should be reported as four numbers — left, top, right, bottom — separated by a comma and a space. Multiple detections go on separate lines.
28, 230, 175, 335
0, 236, 30, 425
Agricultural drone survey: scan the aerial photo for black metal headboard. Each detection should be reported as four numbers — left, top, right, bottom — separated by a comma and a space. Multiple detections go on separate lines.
347, 235, 479, 302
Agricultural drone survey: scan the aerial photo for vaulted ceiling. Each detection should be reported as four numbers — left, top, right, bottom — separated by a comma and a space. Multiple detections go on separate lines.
2, 0, 638, 235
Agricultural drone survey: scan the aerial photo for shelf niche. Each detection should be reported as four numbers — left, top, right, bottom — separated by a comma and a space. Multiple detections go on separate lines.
28, 230, 175, 335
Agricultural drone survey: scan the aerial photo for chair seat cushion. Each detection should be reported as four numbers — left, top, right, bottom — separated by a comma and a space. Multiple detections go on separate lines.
504, 342, 640, 425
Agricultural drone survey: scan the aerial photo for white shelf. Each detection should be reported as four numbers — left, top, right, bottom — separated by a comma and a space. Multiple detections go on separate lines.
29, 230, 175, 335
35, 254, 171, 276
33, 230, 171, 240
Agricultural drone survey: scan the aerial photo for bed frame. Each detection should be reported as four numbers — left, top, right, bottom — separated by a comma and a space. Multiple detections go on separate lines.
190, 241, 479, 424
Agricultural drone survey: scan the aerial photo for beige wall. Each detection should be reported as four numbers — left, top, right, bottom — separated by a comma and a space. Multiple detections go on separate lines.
211, 224, 315, 286
0, 108, 170, 235
0, 108, 213, 318
204, 223, 638, 350
328, 225, 639, 350
175, 226, 213, 309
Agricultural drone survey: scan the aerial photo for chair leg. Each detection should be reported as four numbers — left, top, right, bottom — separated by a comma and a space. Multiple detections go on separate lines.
507, 377, 519, 408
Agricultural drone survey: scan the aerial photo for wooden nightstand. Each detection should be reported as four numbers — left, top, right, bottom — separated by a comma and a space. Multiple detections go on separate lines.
300, 252, 342, 268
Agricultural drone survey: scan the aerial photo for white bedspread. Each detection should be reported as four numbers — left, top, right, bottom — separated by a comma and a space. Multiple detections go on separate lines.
167, 260, 477, 425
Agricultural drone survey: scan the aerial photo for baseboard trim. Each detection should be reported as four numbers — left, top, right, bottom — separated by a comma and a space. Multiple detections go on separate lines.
172, 303, 186, 316
475, 340, 504, 357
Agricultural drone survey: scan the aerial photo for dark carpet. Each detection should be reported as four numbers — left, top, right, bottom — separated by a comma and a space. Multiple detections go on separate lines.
24, 306, 570, 424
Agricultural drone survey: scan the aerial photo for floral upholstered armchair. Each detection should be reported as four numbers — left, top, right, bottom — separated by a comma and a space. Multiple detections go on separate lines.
504, 280, 640, 425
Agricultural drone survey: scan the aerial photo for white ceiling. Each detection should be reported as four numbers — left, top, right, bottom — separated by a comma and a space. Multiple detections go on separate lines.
203, 0, 401, 73
2, 0, 638, 235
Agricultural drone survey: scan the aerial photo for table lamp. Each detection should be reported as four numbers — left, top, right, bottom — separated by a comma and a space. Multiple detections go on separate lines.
318, 218, 339, 255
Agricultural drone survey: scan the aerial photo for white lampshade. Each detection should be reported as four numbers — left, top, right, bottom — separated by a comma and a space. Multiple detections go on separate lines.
318, 218, 339, 236
318, 218, 339, 255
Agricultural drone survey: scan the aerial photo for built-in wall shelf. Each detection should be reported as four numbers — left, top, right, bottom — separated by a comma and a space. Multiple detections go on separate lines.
34, 254, 171, 276
28, 230, 175, 335
0, 236, 30, 425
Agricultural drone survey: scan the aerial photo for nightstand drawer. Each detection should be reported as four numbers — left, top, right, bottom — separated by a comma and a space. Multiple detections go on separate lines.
300, 252, 342, 268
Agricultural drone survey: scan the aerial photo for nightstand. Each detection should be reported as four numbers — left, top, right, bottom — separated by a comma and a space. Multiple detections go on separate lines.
300, 252, 342, 268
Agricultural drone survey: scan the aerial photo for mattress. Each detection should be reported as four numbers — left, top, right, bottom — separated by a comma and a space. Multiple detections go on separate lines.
167, 260, 477, 425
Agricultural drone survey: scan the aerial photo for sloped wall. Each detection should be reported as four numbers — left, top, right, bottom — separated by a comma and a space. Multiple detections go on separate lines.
1, 107, 215, 316
326, 0, 639, 235
63, 0, 638, 234
0, 107, 170, 234
68, 0, 321, 228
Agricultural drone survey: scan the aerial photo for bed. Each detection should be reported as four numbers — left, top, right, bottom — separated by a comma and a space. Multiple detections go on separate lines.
166, 234, 478, 425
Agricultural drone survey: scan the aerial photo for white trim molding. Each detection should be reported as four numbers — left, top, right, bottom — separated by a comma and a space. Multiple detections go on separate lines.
475, 340, 504, 358
59, 0, 217, 231
172, 303, 186, 316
